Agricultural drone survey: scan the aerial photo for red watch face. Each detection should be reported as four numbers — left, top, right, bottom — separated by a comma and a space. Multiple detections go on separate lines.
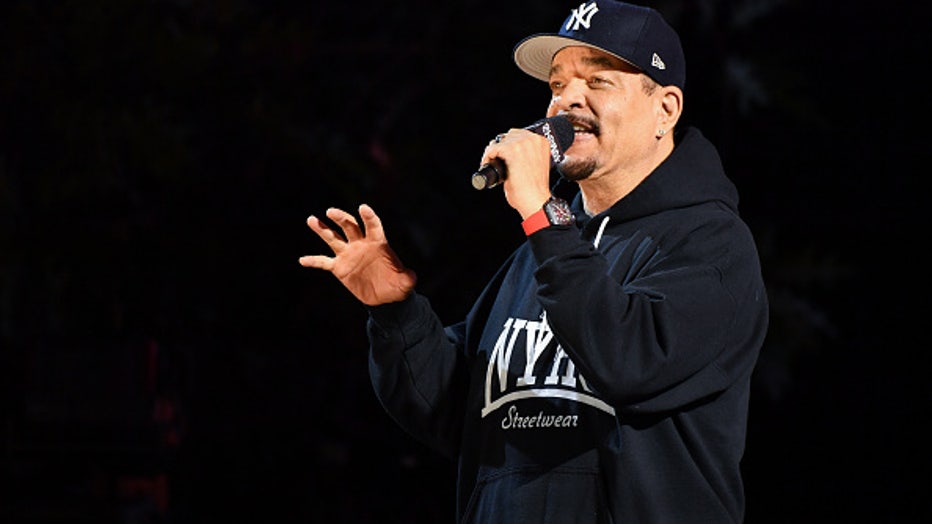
544, 198, 575, 225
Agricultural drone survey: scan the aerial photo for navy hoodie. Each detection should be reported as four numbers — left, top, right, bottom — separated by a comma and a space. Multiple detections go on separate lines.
367, 127, 769, 523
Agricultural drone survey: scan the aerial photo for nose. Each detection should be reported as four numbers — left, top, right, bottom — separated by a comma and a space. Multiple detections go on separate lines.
550, 78, 588, 113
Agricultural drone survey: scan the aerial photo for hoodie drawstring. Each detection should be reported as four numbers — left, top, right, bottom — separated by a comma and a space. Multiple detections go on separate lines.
593, 216, 610, 249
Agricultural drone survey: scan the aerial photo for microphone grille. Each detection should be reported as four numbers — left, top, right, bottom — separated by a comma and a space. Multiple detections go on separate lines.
546, 115, 575, 152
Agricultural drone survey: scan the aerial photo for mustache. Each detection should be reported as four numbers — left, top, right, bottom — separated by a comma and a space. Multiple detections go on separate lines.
561, 113, 601, 136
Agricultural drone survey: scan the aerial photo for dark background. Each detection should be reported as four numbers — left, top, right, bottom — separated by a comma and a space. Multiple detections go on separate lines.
1, 1, 928, 522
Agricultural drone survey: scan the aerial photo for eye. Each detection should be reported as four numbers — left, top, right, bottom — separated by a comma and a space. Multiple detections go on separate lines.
549, 80, 565, 93
587, 75, 611, 88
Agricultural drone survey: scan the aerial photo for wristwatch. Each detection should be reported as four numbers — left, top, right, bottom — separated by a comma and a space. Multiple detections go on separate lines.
522, 196, 575, 236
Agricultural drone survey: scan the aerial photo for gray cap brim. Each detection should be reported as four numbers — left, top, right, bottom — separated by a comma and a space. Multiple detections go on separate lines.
514, 34, 642, 82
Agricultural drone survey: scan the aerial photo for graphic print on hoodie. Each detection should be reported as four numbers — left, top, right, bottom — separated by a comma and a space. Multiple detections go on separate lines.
461, 247, 622, 522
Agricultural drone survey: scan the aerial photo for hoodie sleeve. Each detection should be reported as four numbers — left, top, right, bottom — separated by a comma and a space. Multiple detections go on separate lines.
365, 250, 519, 456
526, 212, 768, 415
366, 294, 468, 459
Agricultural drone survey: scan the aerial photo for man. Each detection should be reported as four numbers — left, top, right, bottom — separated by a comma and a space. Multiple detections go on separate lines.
300, 1, 768, 522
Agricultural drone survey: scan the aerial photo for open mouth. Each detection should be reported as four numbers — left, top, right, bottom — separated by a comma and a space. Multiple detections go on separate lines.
566, 115, 599, 137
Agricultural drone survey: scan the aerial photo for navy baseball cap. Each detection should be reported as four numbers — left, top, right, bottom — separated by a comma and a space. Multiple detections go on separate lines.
514, 1, 685, 90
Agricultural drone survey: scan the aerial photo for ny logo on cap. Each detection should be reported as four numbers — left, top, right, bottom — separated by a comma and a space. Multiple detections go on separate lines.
565, 2, 599, 31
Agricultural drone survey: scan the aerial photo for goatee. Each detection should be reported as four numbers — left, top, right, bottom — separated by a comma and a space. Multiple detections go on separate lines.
557, 157, 597, 182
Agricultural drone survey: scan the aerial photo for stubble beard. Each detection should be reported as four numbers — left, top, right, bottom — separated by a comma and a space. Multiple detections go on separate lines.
557, 156, 598, 182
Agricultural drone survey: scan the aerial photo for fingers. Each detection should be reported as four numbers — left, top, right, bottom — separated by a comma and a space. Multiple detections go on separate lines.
357, 204, 386, 242
298, 254, 335, 271
325, 207, 364, 242
491, 128, 518, 145
481, 138, 503, 170
481, 128, 518, 168
300, 204, 385, 268
301, 216, 341, 269
307, 205, 383, 241
306, 214, 346, 252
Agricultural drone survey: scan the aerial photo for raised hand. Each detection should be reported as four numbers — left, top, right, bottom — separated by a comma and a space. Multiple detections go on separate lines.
299, 204, 417, 306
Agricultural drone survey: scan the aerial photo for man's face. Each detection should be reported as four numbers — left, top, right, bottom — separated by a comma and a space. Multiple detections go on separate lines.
546, 46, 661, 182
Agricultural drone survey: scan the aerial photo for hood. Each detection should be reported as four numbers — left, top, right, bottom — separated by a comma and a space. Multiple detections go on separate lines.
561, 127, 740, 229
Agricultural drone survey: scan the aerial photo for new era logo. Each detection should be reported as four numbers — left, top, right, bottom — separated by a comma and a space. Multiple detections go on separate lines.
565, 2, 599, 31
651, 52, 666, 70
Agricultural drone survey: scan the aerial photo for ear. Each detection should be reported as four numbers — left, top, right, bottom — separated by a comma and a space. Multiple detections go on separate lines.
656, 85, 683, 132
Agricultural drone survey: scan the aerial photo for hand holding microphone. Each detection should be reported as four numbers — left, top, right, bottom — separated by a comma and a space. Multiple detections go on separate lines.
471, 115, 575, 190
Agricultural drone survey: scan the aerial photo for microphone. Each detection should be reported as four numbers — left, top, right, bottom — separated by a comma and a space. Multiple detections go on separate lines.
471, 115, 575, 190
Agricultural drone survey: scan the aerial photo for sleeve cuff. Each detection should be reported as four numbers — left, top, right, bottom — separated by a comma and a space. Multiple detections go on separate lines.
522, 208, 550, 236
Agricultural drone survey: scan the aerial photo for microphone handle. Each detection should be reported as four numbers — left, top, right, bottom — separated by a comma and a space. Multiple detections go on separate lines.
471, 159, 506, 190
